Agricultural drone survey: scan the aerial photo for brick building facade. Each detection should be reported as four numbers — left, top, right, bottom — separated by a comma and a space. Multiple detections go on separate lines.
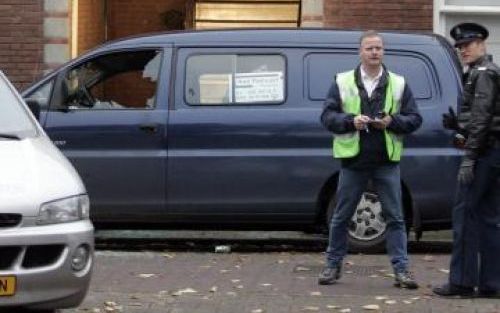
0, 0, 435, 89
0, 1, 44, 89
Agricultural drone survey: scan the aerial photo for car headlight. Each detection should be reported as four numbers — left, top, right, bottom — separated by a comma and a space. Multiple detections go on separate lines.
37, 195, 90, 225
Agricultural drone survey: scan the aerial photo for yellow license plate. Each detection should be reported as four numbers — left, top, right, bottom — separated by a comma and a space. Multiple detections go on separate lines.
0, 276, 16, 296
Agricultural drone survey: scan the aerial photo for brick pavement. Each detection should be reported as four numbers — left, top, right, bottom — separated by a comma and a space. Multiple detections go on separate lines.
62, 251, 500, 313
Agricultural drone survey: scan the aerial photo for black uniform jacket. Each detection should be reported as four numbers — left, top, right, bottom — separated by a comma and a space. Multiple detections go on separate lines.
320, 65, 423, 169
458, 55, 500, 159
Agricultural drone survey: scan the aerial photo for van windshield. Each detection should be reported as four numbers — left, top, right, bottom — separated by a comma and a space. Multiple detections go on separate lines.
0, 73, 37, 139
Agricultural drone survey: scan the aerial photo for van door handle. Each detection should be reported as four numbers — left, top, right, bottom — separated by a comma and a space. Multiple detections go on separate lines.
139, 123, 159, 133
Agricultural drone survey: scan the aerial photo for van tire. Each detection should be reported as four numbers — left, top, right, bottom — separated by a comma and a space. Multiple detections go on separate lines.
326, 191, 387, 253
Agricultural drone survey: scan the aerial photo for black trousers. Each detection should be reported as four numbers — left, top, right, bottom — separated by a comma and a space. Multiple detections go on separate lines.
449, 147, 500, 291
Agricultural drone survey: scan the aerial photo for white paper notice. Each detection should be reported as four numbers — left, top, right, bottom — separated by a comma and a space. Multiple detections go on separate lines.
235, 72, 284, 103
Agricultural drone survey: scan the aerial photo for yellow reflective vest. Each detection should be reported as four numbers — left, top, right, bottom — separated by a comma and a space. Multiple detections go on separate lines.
333, 70, 405, 161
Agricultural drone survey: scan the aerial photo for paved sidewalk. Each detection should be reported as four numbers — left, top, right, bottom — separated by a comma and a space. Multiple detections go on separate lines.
63, 251, 500, 313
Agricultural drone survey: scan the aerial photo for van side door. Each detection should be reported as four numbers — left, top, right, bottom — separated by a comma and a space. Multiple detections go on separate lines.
38, 48, 171, 222
167, 48, 323, 224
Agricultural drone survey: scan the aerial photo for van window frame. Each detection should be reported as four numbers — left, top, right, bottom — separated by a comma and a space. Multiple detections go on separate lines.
179, 49, 288, 107
304, 49, 439, 107
48, 47, 165, 112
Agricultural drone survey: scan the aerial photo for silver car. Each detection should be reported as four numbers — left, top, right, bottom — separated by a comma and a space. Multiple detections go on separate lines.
0, 71, 93, 311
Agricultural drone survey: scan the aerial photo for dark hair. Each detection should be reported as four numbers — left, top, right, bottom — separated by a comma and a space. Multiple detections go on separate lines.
359, 30, 383, 45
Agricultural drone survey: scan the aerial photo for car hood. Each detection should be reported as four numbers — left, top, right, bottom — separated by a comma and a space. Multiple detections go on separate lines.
0, 135, 85, 217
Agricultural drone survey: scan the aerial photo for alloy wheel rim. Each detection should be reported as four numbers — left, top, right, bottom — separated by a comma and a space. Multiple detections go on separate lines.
348, 192, 386, 241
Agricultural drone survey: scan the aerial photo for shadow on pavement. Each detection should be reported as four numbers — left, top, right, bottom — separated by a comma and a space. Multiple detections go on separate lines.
95, 230, 452, 254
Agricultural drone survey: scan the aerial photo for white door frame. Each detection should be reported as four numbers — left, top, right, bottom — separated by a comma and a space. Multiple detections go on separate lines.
433, 0, 500, 35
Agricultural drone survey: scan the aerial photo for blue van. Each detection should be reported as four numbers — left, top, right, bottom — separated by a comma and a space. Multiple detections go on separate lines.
22, 29, 463, 251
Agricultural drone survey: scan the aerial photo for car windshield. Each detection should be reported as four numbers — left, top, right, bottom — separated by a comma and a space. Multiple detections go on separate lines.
0, 73, 37, 139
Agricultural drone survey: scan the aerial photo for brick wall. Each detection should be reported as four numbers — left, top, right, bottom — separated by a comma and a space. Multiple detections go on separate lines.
324, 0, 433, 31
0, 1, 44, 89
78, 0, 105, 55
107, 0, 185, 40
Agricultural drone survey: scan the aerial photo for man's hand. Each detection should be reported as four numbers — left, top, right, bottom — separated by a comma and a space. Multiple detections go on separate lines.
458, 156, 475, 185
370, 115, 392, 130
353, 115, 371, 131
442, 106, 459, 130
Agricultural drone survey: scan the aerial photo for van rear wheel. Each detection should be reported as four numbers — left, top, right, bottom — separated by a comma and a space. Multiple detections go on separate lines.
326, 191, 387, 253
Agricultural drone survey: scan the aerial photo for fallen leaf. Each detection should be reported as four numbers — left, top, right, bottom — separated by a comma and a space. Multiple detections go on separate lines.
278, 260, 285, 264
411, 296, 421, 300
326, 305, 340, 309
302, 306, 319, 311
310, 291, 322, 296
384, 273, 395, 278
209, 286, 218, 293
161, 253, 175, 259
236, 285, 244, 289
345, 270, 353, 274
339, 309, 351, 313
137, 273, 156, 278
92, 309, 101, 313
104, 301, 117, 307
423, 255, 435, 262
369, 274, 379, 278
346, 261, 355, 266
439, 269, 450, 274
375, 296, 388, 300
362, 304, 380, 310
220, 269, 231, 273
403, 300, 413, 304
260, 283, 272, 287
172, 288, 197, 296
251, 309, 263, 313
384, 300, 397, 305
296, 266, 311, 272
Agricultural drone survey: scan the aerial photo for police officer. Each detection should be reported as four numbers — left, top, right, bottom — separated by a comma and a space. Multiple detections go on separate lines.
433, 22, 500, 298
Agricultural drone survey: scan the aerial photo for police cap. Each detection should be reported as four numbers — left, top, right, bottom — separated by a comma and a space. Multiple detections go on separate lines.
450, 22, 489, 47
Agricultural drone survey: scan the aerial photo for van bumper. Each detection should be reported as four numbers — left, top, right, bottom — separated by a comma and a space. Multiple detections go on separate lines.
0, 220, 94, 310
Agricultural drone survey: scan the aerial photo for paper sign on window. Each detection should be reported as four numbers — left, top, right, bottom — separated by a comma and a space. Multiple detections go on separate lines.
199, 74, 233, 104
235, 72, 284, 103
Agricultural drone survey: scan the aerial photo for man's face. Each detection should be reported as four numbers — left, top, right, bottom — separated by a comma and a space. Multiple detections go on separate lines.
360, 36, 384, 68
457, 39, 486, 65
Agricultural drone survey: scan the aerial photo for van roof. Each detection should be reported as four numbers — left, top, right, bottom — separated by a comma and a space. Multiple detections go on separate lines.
104, 28, 443, 48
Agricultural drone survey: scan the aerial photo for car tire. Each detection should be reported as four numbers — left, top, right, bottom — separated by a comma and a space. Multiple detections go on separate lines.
326, 190, 387, 253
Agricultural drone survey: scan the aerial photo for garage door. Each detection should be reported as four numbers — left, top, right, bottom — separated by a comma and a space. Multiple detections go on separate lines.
194, 0, 300, 29
436, 0, 500, 62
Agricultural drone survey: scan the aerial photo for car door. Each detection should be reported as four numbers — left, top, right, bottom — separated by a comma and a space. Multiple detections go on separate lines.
38, 48, 171, 222
166, 47, 327, 225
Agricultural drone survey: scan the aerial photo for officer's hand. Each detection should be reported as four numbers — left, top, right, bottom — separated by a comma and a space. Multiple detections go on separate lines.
442, 106, 458, 130
458, 156, 475, 185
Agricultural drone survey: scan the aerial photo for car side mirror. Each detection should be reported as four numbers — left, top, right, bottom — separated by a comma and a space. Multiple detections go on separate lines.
25, 99, 41, 120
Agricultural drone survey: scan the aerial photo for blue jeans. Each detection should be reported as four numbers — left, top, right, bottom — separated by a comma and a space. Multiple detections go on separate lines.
449, 147, 500, 290
325, 164, 409, 273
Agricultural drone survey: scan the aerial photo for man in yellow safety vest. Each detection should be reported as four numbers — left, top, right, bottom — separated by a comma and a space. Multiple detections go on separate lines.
318, 30, 422, 289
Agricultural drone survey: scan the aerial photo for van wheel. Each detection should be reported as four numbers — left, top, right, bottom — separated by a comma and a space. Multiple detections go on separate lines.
326, 191, 387, 253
